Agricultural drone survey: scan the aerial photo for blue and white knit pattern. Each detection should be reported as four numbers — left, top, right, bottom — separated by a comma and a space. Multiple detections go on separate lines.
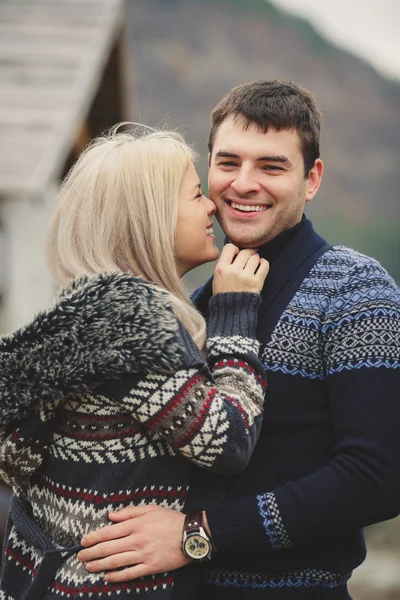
256, 491, 292, 549
206, 567, 351, 589
261, 246, 400, 379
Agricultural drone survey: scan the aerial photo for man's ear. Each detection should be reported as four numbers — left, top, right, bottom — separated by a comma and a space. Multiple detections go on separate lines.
305, 159, 323, 203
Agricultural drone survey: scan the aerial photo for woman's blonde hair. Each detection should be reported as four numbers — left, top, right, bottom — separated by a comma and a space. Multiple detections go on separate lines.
47, 125, 206, 348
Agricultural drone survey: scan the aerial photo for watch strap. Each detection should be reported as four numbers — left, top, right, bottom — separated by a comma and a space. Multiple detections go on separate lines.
184, 511, 203, 535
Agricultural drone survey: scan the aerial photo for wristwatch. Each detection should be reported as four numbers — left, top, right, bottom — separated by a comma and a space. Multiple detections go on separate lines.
182, 511, 213, 562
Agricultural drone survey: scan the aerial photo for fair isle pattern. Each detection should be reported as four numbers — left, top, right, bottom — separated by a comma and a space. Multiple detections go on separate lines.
257, 491, 292, 549
207, 336, 260, 361
27, 480, 188, 548
205, 567, 351, 589
179, 389, 230, 467
4, 526, 174, 597
0, 402, 57, 489
62, 393, 123, 415
48, 574, 174, 597
120, 363, 265, 462
123, 370, 199, 422
0, 428, 45, 489
261, 247, 400, 379
4, 527, 44, 579
35, 475, 188, 509
211, 360, 266, 428
49, 428, 177, 464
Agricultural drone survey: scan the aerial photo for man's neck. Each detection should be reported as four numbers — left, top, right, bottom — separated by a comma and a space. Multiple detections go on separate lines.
258, 215, 306, 265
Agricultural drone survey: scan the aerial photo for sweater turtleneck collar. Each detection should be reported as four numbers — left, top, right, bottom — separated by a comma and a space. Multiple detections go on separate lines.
257, 215, 306, 265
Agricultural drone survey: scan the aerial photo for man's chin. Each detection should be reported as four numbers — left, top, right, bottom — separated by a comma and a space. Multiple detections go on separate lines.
224, 228, 270, 249
216, 215, 272, 248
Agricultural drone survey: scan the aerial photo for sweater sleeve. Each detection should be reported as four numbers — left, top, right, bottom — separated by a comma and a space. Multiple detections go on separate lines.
119, 292, 267, 475
204, 260, 400, 552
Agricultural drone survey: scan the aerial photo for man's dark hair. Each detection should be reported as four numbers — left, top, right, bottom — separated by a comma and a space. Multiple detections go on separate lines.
208, 79, 321, 177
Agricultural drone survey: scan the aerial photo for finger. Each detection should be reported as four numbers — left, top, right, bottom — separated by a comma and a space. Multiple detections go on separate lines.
216, 243, 239, 266
108, 505, 158, 521
232, 248, 257, 270
78, 536, 134, 562
243, 253, 261, 275
81, 521, 134, 547
86, 551, 139, 573
255, 258, 270, 282
105, 564, 150, 583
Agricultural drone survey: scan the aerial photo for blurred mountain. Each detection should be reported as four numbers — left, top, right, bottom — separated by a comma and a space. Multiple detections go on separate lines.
126, 0, 400, 286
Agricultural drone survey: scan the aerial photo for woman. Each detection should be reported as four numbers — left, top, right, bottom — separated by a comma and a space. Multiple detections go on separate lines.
0, 127, 269, 599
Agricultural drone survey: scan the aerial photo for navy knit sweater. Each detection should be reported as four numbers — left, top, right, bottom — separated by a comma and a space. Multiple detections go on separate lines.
190, 218, 400, 600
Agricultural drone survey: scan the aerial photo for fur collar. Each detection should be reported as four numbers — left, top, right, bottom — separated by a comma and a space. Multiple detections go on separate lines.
0, 273, 183, 427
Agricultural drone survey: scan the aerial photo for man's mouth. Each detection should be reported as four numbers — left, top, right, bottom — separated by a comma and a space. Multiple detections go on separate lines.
226, 200, 269, 213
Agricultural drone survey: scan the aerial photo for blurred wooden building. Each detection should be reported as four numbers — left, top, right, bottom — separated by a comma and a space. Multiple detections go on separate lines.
0, 0, 132, 332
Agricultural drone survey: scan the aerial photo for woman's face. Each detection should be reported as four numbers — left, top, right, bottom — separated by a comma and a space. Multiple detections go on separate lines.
175, 163, 219, 277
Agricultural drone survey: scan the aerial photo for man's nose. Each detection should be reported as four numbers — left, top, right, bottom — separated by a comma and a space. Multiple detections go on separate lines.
231, 169, 261, 196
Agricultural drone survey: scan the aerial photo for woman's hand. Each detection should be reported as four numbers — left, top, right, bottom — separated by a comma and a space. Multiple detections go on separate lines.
212, 244, 269, 295
77, 505, 189, 582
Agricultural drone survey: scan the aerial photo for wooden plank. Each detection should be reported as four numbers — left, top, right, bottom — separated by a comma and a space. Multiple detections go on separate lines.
0, 23, 95, 42
0, 88, 76, 109
0, 0, 123, 195
0, 4, 115, 29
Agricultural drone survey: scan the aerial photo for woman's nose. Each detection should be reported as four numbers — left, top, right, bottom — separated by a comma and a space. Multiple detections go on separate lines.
205, 197, 216, 216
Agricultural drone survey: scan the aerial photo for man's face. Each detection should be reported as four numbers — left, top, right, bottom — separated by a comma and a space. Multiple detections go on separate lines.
208, 116, 323, 248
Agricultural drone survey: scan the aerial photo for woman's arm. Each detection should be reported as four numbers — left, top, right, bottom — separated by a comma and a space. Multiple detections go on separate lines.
121, 292, 266, 474
114, 245, 269, 475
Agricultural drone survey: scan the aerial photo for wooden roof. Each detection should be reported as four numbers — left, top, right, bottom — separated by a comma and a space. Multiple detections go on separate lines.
0, 0, 123, 197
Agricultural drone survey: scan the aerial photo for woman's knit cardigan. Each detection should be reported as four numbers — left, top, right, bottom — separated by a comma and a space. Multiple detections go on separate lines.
0, 273, 266, 600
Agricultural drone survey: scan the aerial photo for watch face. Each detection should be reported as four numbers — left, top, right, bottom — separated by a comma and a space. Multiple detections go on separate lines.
184, 533, 211, 560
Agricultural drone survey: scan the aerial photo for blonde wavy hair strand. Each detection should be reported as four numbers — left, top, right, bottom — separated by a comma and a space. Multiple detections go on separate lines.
46, 124, 206, 349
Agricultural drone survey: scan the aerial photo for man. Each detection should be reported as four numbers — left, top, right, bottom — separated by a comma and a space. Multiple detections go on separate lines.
78, 80, 400, 599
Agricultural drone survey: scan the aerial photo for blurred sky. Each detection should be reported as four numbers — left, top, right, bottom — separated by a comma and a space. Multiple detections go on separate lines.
271, 0, 400, 79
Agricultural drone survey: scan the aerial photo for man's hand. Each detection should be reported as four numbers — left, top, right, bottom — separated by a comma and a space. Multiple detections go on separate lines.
213, 244, 269, 295
78, 505, 189, 582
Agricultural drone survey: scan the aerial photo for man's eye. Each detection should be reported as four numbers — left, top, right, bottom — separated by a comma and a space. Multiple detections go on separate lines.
219, 161, 238, 167
263, 165, 283, 171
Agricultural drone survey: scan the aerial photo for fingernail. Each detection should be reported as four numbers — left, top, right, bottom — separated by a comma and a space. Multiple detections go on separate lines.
81, 537, 87, 545
86, 563, 92, 571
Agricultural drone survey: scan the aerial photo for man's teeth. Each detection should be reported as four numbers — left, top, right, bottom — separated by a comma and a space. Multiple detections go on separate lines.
230, 202, 266, 212
206, 227, 214, 235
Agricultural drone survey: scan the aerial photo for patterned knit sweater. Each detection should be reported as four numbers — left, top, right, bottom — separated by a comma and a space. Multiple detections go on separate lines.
191, 219, 400, 600
0, 273, 267, 600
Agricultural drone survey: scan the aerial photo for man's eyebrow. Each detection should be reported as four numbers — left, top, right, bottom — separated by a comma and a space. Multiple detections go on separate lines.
215, 151, 293, 166
215, 151, 240, 159
258, 155, 292, 165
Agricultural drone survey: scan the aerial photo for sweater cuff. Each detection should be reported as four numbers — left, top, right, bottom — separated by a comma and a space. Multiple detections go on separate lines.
206, 495, 266, 553
206, 492, 292, 553
207, 293, 261, 340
